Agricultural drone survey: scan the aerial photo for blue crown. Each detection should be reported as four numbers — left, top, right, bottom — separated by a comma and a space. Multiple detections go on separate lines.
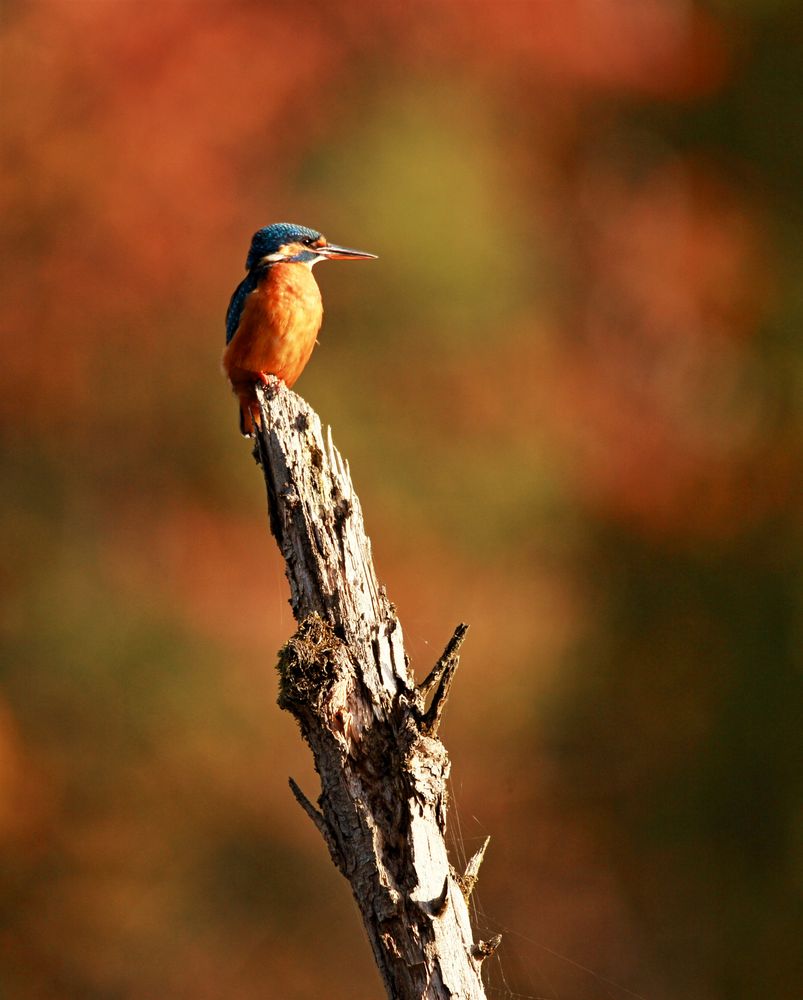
245, 223, 322, 270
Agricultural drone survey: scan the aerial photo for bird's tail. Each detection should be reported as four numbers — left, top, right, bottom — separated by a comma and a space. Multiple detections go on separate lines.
237, 393, 261, 438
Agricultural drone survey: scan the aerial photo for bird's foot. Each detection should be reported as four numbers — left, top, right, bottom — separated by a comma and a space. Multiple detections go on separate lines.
256, 372, 284, 394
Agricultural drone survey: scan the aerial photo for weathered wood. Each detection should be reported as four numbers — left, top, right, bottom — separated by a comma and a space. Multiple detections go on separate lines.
251, 377, 495, 1000
456, 837, 491, 904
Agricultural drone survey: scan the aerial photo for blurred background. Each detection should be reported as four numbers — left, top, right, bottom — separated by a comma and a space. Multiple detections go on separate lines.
1, 2, 801, 998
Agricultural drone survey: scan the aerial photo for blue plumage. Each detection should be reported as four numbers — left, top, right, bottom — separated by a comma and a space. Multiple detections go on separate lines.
244, 223, 322, 270
225, 271, 258, 345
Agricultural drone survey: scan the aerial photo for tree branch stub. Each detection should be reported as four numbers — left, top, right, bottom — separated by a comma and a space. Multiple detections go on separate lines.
251, 378, 497, 1000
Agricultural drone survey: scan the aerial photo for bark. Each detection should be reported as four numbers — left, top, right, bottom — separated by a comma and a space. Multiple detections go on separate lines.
251, 378, 498, 1000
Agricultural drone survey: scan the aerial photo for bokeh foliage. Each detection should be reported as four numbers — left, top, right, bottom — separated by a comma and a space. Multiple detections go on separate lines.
1, 2, 801, 998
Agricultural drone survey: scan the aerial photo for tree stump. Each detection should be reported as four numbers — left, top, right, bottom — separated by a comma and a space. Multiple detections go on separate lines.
251, 377, 498, 1000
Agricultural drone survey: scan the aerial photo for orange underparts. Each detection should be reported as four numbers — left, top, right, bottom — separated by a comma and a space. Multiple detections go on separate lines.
223, 262, 324, 435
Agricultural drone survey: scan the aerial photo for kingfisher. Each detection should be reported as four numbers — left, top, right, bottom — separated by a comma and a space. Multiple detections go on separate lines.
223, 222, 377, 436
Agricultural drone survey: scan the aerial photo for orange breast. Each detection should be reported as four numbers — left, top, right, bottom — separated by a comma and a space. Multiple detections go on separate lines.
223, 263, 323, 389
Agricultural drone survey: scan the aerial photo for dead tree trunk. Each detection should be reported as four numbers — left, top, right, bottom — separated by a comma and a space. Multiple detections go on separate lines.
251, 378, 498, 1000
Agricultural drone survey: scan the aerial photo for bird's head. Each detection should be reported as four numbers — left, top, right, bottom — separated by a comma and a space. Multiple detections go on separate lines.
245, 222, 377, 271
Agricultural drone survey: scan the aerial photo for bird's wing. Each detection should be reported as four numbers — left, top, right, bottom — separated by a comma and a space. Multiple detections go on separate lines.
225, 271, 258, 344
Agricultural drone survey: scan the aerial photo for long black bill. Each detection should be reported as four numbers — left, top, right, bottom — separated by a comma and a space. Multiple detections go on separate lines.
318, 242, 377, 260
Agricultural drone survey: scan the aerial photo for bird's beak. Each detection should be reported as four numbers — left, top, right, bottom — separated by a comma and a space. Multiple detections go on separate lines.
317, 242, 377, 261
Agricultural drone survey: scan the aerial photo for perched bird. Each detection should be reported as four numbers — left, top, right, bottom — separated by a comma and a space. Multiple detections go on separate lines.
223, 222, 377, 436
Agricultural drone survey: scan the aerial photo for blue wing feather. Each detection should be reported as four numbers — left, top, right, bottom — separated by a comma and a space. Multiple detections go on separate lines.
225, 271, 259, 344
